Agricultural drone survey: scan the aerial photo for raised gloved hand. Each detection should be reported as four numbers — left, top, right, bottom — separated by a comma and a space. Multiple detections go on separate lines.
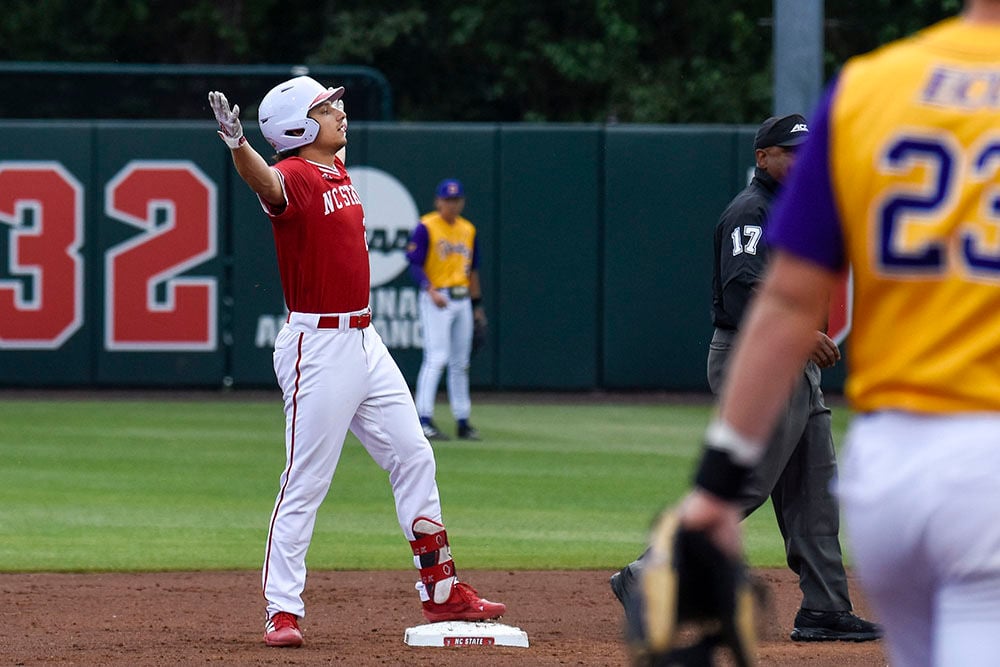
625, 509, 759, 667
208, 91, 245, 149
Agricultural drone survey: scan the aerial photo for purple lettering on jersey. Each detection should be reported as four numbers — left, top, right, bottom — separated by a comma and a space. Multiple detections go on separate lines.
922, 66, 1000, 110
767, 80, 846, 272
435, 239, 472, 260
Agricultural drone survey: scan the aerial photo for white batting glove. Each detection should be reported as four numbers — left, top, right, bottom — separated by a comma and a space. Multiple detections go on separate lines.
208, 91, 245, 149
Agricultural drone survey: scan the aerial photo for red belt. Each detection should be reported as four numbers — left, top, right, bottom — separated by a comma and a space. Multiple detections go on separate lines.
317, 312, 371, 329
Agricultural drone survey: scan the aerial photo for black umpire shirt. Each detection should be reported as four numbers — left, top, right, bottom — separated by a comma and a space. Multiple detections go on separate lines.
711, 167, 780, 330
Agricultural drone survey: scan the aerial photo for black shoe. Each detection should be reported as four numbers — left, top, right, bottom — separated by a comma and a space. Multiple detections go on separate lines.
610, 565, 644, 643
609, 565, 636, 608
421, 420, 450, 441
791, 609, 882, 642
457, 423, 481, 440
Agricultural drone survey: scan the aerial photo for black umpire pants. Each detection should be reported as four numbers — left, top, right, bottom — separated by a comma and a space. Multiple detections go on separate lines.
707, 327, 852, 612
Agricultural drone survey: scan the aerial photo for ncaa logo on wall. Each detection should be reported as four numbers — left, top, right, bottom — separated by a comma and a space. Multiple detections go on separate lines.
350, 167, 424, 350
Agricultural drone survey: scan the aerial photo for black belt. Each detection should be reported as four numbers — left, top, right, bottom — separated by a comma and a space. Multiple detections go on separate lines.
442, 286, 470, 299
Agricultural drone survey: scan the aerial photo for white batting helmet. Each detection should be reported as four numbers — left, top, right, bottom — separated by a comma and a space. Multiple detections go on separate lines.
258, 76, 345, 152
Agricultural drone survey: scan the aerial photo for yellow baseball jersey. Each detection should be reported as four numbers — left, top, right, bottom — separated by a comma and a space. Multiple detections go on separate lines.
768, 17, 1000, 413
405, 212, 478, 289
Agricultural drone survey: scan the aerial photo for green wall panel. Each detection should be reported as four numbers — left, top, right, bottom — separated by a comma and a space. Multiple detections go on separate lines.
602, 126, 740, 390
0, 123, 95, 385
363, 124, 500, 388
496, 125, 602, 388
0, 120, 848, 393
92, 122, 226, 386
227, 127, 286, 387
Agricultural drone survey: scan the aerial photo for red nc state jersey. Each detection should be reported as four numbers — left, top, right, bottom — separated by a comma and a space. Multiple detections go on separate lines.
261, 156, 370, 313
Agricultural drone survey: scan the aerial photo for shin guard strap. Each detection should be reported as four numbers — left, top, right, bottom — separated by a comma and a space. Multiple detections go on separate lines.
410, 530, 449, 556
419, 559, 456, 586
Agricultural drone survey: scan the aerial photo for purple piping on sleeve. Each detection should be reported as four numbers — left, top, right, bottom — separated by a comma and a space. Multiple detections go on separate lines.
406, 224, 431, 289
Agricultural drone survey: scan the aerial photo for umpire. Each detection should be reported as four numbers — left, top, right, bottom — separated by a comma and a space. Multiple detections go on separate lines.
709, 114, 878, 641
611, 114, 880, 644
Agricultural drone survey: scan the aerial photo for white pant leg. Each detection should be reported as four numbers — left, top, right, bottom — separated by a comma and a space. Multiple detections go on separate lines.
929, 419, 1000, 667
936, 575, 1000, 666
838, 413, 1000, 667
263, 324, 366, 618
446, 299, 473, 420
415, 291, 453, 419
350, 327, 442, 540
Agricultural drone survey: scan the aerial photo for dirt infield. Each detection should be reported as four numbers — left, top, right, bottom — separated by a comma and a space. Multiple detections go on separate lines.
3, 567, 886, 666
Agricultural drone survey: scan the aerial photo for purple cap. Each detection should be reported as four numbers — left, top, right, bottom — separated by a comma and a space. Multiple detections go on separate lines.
435, 179, 465, 199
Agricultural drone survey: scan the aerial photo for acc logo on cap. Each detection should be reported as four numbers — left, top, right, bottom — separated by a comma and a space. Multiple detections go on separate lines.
790, 123, 809, 133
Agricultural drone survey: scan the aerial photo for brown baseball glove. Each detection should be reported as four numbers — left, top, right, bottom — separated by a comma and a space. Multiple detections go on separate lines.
625, 510, 758, 667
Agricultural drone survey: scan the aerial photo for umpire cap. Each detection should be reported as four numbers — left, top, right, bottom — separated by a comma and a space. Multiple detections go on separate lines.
754, 114, 809, 150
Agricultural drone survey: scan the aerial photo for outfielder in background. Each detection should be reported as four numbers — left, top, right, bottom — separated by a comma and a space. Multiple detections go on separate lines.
611, 114, 879, 644
631, 1, 1000, 665
208, 76, 505, 648
406, 179, 487, 441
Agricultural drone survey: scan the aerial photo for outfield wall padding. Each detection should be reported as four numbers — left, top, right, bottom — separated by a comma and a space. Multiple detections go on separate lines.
0, 121, 845, 392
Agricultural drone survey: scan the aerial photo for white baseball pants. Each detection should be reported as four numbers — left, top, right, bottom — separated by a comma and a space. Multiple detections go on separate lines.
263, 311, 443, 618
837, 412, 1000, 667
414, 290, 473, 421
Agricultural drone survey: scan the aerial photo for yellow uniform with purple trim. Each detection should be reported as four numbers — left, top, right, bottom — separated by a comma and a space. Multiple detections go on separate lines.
769, 17, 1000, 414
768, 17, 1000, 666
405, 204, 481, 433
410, 211, 477, 290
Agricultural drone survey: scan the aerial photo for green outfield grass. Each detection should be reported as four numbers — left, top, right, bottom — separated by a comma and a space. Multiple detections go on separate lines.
0, 395, 851, 572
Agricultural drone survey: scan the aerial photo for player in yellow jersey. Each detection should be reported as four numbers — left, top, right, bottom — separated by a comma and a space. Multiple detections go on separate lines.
632, 2, 1000, 666
406, 179, 487, 440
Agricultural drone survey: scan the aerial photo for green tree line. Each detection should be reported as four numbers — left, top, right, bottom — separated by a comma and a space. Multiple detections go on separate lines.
1, 0, 962, 123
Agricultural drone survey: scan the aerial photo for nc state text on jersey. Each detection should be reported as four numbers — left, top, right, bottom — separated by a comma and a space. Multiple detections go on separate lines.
322, 184, 362, 215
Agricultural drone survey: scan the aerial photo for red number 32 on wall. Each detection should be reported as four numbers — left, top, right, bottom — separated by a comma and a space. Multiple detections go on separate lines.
0, 161, 217, 351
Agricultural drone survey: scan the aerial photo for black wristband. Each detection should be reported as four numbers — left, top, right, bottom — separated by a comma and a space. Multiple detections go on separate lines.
693, 446, 752, 501
471, 297, 482, 308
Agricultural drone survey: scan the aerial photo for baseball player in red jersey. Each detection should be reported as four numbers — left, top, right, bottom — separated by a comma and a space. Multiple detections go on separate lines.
208, 76, 505, 648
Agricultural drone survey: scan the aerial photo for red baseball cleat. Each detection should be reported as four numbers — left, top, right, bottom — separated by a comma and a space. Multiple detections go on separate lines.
264, 611, 303, 647
422, 581, 506, 623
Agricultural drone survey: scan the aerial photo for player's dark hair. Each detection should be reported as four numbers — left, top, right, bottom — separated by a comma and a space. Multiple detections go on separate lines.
272, 148, 299, 163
